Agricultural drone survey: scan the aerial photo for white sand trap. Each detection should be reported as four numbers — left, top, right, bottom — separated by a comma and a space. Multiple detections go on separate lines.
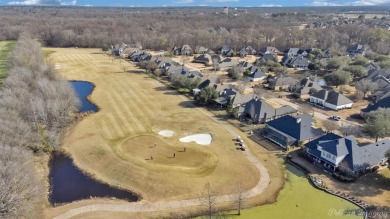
179, 134, 212, 145
158, 130, 175, 137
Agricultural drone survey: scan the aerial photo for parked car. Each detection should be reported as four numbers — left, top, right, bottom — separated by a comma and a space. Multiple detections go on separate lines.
329, 115, 341, 121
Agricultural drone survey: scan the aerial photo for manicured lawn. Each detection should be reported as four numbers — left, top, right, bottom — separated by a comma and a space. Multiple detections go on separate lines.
232, 164, 362, 219
381, 168, 390, 178
0, 41, 15, 86
47, 48, 261, 202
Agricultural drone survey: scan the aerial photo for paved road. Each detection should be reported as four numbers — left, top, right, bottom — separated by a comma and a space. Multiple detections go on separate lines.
53, 81, 271, 219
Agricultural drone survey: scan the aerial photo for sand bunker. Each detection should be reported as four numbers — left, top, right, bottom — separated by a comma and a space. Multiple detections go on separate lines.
158, 130, 175, 137
179, 134, 212, 145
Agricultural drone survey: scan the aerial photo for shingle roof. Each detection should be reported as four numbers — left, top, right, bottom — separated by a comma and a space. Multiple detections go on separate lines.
362, 95, 390, 113
231, 93, 253, 106
311, 90, 353, 106
345, 137, 390, 171
318, 138, 350, 157
287, 56, 309, 67
295, 78, 322, 95
248, 67, 266, 79
284, 48, 300, 56
266, 114, 324, 141
244, 98, 276, 122
306, 134, 390, 171
259, 46, 280, 55
305, 133, 342, 158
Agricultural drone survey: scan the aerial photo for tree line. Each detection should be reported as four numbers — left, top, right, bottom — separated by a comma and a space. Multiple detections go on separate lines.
0, 35, 80, 218
0, 7, 390, 54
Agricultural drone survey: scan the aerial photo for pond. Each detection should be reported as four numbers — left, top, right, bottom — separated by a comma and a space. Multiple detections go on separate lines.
49, 153, 139, 204
230, 164, 362, 219
70, 80, 98, 113
48, 81, 139, 205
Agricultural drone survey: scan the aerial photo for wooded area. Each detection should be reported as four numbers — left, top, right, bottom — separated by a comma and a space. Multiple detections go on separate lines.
0, 6, 389, 54
0, 35, 79, 218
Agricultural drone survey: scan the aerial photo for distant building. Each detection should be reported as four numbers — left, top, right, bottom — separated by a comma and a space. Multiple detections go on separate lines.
347, 44, 365, 56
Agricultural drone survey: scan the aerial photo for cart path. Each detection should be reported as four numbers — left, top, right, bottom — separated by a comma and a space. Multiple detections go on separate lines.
53, 83, 270, 219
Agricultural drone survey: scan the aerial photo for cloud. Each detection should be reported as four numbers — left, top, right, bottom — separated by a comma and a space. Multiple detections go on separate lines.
311, 0, 390, 6
351, 0, 390, 5
8, 0, 76, 5
260, 4, 282, 7
311, 0, 342, 6
176, 0, 194, 3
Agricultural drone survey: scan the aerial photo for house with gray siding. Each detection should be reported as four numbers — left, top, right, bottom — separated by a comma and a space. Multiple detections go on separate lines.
305, 133, 390, 175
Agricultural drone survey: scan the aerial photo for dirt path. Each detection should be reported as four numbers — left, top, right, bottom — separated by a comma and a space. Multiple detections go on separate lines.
52, 82, 270, 219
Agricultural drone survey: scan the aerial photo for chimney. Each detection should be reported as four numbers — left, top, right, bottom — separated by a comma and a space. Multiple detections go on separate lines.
297, 118, 301, 123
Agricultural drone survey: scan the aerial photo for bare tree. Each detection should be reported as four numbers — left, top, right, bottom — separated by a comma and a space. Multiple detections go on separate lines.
339, 124, 358, 136
0, 145, 44, 218
355, 79, 378, 99
230, 183, 246, 215
212, 57, 219, 76
322, 120, 339, 133
199, 183, 218, 219
236, 78, 249, 94
298, 105, 312, 115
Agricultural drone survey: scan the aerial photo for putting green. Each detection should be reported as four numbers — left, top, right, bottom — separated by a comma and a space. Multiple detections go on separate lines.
233, 164, 362, 219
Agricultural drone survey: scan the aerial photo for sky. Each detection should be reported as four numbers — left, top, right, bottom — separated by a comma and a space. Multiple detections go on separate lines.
2, 0, 390, 7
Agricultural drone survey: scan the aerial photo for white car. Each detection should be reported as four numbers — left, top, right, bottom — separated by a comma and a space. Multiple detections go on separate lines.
329, 115, 341, 121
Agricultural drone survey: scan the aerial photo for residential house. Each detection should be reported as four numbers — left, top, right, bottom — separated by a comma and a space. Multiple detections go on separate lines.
239, 46, 257, 57
310, 90, 353, 110
120, 47, 139, 58
263, 114, 325, 148
257, 54, 277, 66
365, 69, 390, 100
195, 46, 214, 54
286, 56, 310, 69
155, 57, 176, 72
258, 47, 280, 56
214, 88, 237, 108
129, 51, 151, 62
247, 66, 266, 82
239, 97, 297, 124
192, 77, 219, 95
305, 133, 390, 175
112, 42, 128, 56
194, 54, 213, 66
293, 77, 322, 99
172, 45, 193, 56
361, 94, 390, 115
363, 62, 379, 72
297, 49, 308, 57
347, 44, 365, 56
322, 50, 331, 58
167, 65, 190, 77
268, 74, 299, 91
230, 93, 253, 108
219, 58, 239, 70
239, 61, 253, 69
219, 45, 235, 57
284, 48, 301, 56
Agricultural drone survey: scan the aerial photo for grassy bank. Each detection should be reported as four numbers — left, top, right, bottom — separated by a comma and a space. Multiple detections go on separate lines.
0, 41, 15, 86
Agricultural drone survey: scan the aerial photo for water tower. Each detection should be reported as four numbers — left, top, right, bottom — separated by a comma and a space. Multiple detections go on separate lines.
224, 6, 228, 14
